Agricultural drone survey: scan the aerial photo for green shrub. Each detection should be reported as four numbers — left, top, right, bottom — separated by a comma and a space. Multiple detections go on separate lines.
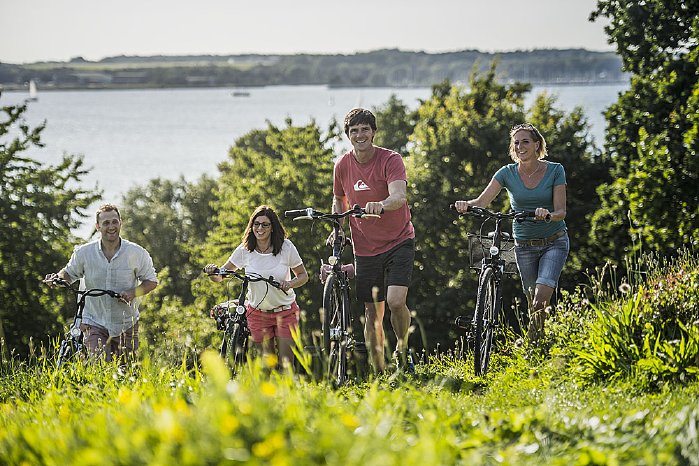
573, 257, 699, 389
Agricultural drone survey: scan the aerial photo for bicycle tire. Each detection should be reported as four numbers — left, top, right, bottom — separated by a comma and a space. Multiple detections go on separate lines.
473, 266, 499, 376
222, 322, 248, 375
56, 335, 84, 368
56, 338, 74, 368
322, 273, 350, 386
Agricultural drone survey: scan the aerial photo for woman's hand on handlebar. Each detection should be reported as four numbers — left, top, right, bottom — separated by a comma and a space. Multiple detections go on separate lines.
203, 263, 225, 282
534, 208, 552, 222
453, 200, 472, 214
203, 263, 219, 274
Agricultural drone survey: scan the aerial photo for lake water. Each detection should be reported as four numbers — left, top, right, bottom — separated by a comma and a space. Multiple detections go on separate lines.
1, 83, 628, 238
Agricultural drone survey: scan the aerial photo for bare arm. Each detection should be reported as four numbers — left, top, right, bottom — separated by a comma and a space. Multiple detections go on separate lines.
280, 263, 309, 292
43, 269, 74, 286
536, 184, 567, 222
121, 279, 158, 303
365, 180, 407, 215
203, 260, 237, 283
454, 177, 503, 213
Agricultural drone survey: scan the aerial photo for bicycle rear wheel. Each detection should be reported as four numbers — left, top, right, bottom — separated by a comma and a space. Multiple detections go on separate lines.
322, 273, 350, 386
221, 322, 248, 376
473, 266, 499, 376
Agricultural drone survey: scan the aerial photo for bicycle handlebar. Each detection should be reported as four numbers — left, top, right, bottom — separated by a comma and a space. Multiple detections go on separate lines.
43, 276, 123, 300
284, 204, 382, 221
204, 268, 288, 294
449, 204, 549, 222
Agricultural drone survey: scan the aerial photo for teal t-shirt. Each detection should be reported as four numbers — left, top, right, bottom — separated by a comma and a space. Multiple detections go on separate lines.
494, 161, 567, 240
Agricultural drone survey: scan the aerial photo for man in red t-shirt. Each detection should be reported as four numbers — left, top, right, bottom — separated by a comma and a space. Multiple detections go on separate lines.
332, 108, 415, 372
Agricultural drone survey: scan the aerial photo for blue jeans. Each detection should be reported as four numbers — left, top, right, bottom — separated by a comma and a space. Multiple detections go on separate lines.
514, 234, 569, 299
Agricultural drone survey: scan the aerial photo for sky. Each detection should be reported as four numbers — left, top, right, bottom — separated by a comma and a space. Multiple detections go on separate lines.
0, 0, 614, 64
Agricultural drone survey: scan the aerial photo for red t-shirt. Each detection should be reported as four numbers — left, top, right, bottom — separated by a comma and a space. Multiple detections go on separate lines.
333, 146, 415, 256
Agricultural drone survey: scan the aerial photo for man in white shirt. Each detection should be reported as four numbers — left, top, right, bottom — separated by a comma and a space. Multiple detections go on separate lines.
45, 204, 158, 362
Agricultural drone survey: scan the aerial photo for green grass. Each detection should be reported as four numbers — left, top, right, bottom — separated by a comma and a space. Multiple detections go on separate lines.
1, 251, 698, 465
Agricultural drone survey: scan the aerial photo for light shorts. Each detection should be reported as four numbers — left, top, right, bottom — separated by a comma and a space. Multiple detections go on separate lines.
245, 302, 300, 343
354, 238, 414, 303
514, 233, 569, 298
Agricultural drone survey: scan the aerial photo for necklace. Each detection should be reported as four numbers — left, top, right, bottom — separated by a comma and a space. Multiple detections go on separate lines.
256, 244, 272, 254
521, 161, 542, 178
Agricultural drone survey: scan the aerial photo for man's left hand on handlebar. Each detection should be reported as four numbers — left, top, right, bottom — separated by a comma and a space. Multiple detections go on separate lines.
364, 201, 384, 215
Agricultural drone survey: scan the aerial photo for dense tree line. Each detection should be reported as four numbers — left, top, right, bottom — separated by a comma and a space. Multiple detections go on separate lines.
1, 48, 625, 90
1, 0, 695, 359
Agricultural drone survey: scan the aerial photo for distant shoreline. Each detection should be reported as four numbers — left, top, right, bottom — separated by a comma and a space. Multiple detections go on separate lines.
0, 79, 628, 93
0, 48, 626, 92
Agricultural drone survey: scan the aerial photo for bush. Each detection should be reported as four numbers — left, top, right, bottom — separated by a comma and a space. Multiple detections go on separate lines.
572, 253, 699, 389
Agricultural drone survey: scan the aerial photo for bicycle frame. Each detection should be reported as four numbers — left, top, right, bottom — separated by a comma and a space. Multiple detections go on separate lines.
285, 205, 377, 386
206, 268, 285, 375
45, 277, 122, 367
452, 205, 534, 375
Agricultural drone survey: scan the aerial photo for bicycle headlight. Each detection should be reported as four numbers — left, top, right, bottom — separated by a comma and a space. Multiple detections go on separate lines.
490, 246, 499, 256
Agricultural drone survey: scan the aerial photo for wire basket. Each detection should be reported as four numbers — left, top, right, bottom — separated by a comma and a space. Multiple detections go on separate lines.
467, 233, 518, 275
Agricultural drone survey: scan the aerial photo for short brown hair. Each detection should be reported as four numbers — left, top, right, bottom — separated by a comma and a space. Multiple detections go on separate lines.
343, 108, 377, 137
95, 204, 121, 224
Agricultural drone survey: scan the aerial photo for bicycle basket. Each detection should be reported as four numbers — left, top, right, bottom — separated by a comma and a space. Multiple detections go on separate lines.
467, 233, 518, 275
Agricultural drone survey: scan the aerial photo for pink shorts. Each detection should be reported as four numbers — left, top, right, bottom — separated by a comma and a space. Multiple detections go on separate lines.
245, 302, 300, 343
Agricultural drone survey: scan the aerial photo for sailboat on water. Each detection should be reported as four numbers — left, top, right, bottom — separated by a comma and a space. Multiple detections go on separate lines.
27, 80, 38, 102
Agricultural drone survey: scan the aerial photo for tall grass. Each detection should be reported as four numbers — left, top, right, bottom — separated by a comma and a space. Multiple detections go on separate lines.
1, 250, 698, 465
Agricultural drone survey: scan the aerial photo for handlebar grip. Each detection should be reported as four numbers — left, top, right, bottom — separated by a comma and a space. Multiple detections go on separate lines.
449, 203, 472, 213
284, 209, 312, 219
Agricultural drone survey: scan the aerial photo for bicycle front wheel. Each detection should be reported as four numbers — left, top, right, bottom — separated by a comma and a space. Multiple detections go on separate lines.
322, 273, 350, 386
222, 322, 248, 376
473, 266, 499, 376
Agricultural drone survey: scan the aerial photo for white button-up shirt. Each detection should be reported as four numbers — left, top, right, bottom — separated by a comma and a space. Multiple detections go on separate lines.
63, 238, 158, 336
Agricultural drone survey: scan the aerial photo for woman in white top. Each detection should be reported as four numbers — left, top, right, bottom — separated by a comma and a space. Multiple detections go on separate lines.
204, 205, 308, 368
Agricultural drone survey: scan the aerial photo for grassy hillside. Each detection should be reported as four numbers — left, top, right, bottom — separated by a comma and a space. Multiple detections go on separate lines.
1, 251, 697, 465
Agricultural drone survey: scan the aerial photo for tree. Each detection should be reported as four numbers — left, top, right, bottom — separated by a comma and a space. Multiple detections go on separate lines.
193, 120, 337, 337
121, 175, 217, 304
590, 1, 699, 261
373, 94, 419, 156
0, 96, 100, 357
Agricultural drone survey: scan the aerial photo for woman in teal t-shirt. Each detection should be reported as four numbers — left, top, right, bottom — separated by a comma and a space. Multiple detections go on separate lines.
454, 123, 569, 343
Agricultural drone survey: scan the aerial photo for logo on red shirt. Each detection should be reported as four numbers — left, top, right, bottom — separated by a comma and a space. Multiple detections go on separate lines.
353, 180, 370, 191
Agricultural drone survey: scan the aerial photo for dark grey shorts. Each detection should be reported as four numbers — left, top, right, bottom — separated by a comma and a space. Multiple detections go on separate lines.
355, 238, 414, 303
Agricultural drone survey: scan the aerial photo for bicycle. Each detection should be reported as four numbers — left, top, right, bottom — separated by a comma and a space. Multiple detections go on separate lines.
205, 267, 286, 375
450, 205, 543, 376
284, 205, 378, 386
43, 276, 122, 368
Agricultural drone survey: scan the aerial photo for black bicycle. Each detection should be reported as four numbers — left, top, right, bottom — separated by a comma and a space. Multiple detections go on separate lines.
451, 205, 542, 376
205, 268, 286, 375
285, 205, 378, 386
44, 276, 122, 368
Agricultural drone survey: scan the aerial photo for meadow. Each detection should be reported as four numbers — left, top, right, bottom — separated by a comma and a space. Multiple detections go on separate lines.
1, 251, 697, 465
